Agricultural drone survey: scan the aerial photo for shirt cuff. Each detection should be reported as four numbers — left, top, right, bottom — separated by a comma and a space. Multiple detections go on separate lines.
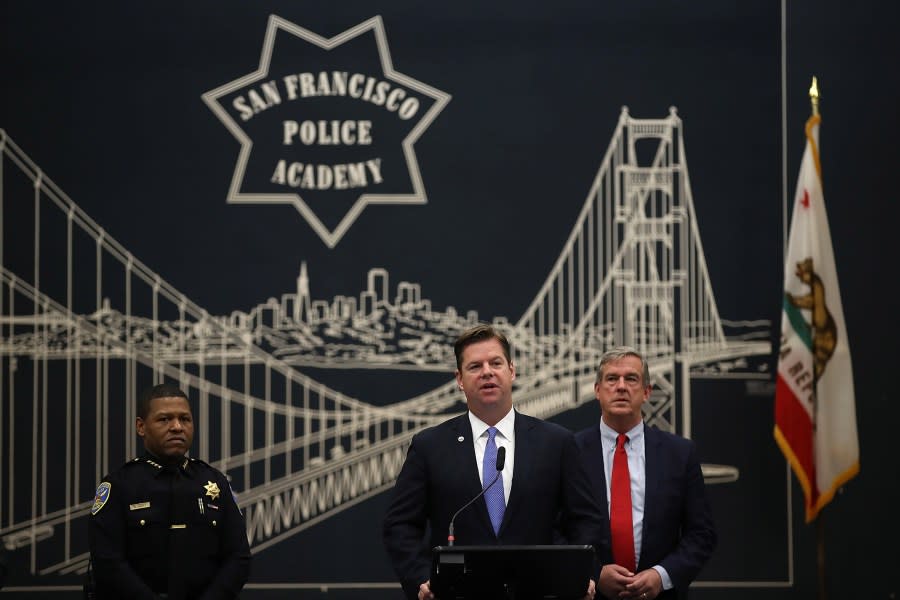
651, 565, 673, 591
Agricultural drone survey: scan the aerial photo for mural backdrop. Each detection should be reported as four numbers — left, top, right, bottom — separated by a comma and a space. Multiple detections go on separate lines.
1, 1, 898, 598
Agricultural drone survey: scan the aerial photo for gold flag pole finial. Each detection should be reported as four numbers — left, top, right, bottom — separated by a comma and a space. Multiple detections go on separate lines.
809, 76, 820, 117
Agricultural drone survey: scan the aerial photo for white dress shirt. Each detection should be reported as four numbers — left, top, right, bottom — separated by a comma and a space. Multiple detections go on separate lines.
468, 408, 515, 505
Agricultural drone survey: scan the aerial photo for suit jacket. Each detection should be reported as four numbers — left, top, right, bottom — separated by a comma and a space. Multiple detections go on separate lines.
575, 424, 716, 600
383, 411, 606, 599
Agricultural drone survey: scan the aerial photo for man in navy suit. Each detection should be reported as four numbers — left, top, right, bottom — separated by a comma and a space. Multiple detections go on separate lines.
577, 347, 716, 600
383, 324, 605, 600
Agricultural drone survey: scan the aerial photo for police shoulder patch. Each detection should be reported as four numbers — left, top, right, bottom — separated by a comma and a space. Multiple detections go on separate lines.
91, 482, 112, 515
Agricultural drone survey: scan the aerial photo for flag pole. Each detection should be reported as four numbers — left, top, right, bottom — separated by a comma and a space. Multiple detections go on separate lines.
809, 76, 820, 117
809, 74, 825, 600
817, 515, 826, 600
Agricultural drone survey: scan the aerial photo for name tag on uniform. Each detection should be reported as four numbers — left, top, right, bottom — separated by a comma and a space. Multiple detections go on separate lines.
129, 502, 151, 511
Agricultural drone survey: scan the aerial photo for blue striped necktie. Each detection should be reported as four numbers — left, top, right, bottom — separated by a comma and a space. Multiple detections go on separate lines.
483, 426, 505, 535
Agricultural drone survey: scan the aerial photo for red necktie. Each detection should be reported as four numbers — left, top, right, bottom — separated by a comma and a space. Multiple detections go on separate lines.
610, 433, 636, 571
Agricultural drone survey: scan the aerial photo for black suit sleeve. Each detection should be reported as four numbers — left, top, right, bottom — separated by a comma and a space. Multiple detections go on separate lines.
383, 434, 432, 600
558, 433, 608, 580
656, 441, 716, 590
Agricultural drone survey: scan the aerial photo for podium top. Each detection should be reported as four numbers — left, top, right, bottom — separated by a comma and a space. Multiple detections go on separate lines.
431, 545, 594, 600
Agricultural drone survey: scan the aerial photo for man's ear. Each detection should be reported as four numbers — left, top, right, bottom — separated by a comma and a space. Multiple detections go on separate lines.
136, 417, 146, 438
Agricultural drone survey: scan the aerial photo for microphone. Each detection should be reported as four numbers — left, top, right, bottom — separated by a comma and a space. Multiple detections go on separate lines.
447, 446, 505, 546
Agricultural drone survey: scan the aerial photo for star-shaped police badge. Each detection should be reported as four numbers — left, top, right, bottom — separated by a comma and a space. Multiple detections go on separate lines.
203, 15, 451, 248
204, 481, 221, 501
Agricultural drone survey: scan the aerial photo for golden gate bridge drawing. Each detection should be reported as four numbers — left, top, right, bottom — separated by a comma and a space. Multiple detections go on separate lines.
0, 107, 770, 580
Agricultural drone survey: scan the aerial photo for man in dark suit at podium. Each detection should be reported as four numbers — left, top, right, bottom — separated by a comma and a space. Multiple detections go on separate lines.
383, 324, 605, 600
577, 347, 716, 600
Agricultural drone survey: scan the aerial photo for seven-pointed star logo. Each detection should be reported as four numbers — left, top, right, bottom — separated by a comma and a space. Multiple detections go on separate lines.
203, 15, 451, 248
204, 480, 221, 501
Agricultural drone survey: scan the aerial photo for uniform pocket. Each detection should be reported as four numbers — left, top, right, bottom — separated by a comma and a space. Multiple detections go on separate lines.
186, 506, 222, 558
125, 506, 166, 559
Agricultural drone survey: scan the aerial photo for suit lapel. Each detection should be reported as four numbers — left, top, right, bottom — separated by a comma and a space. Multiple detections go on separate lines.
451, 415, 483, 494
583, 425, 614, 564
500, 411, 534, 534
640, 424, 661, 567
451, 414, 494, 534
586, 424, 609, 509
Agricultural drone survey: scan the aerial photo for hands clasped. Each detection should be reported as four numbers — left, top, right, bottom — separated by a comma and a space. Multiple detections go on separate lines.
597, 564, 662, 599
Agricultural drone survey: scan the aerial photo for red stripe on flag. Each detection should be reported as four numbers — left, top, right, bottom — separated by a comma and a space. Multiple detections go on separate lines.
774, 375, 819, 516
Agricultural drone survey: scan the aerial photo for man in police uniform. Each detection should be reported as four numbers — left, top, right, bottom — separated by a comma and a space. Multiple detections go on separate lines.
88, 383, 251, 599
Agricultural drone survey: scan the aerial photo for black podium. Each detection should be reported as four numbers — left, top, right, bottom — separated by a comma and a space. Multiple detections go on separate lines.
430, 545, 594, 600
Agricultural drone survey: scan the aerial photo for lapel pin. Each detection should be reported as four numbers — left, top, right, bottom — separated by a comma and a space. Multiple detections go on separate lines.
457, 436, 465, 442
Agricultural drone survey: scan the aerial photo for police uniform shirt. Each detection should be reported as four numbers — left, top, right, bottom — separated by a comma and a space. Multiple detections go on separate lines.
88, 453, 251, 600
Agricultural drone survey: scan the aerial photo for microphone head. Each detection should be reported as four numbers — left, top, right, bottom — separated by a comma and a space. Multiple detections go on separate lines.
495, 446, 506, 471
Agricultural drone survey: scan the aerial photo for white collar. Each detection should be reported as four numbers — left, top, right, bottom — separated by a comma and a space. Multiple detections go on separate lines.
468, 407, 516, 441
599, 419, 644, 447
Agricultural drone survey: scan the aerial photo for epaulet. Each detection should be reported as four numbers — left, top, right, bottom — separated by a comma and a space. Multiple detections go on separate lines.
131, 456, 163, 470
187, 457, 227, 480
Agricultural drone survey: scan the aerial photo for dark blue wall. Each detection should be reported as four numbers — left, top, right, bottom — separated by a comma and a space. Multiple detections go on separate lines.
1, 1, 898, 598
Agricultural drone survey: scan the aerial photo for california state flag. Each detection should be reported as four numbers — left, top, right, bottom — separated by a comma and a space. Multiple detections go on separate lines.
774, 114, 859, 522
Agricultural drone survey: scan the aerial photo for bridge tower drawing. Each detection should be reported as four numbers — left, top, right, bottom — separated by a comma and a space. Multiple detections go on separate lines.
510, 107, 768, 437
0, 109, 770, 581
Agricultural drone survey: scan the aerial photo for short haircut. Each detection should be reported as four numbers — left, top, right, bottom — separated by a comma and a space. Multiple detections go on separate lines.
595, 346, 651, 385
454, 324, 512, 371
137, 383, 189, 419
